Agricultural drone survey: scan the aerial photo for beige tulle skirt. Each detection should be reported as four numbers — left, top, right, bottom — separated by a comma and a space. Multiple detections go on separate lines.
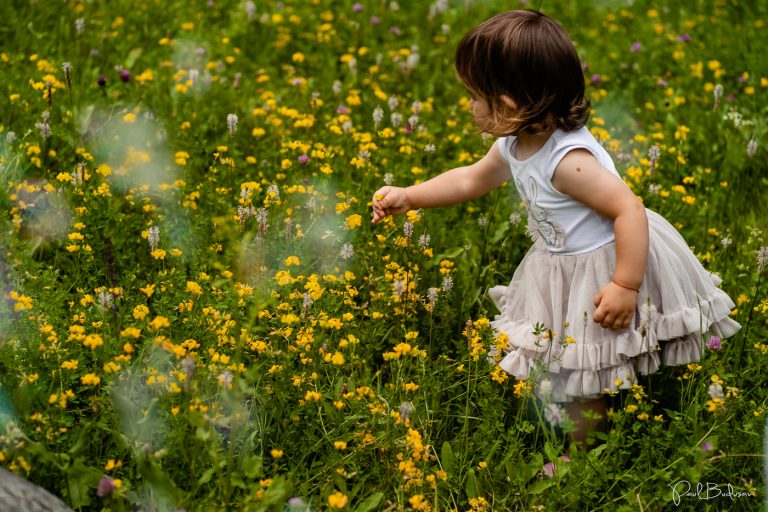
488, 209, 741, 403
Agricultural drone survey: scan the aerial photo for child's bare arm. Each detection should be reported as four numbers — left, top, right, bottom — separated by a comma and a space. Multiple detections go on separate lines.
552, 149, 649, 330
371, 141, 509, 223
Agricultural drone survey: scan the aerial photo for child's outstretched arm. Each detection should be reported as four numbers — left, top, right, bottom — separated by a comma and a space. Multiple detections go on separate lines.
371, 141, 509, 223
552, 149, 649, 331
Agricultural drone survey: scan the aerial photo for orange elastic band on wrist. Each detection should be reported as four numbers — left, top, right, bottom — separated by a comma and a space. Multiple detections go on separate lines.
612, 279, 639, 292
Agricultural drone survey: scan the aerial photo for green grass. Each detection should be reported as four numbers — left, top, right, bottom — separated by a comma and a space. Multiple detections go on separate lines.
0, 0, 766, 510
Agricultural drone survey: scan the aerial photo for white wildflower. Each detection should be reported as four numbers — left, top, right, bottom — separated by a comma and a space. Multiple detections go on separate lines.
62, 62, 72, 88
227, 113, 238, 136
509, 212, 521, 226
383, 173, 394, 186
97, 289, 114, 310
399, 401, 414, 423
713, 84, 723, 109
35, 121, 51, 140
543, 403, 566, 426
373, 106, 384, 128
538, 379, 553, 399
747, 138, 757, 158
301, 292, 313, 317
708, 382, 724, 400
256, 207, 269, 237
403, 221, 413, 239
441, 275, 453, 293
148, 226, 160, 251
340, 243, 354, 260
720, 235, 732, 248
648, 145, 660, 169
245, 0, 256, 22
424, 143, 436, 153
758, 246, 768, 273
189, 68, 199, 87
639, 301, 657, 331
418, 233, 430, 248
426, 287, 438, 310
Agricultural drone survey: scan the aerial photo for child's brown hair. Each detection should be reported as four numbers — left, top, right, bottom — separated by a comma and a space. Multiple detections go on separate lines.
455, 9, 590, 137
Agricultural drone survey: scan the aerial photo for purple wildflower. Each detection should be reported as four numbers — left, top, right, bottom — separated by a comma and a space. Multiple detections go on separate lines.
119, 69, 131, 82
590, 73, 601, 86
336, 105, 349, 114
630, 42, 642, 52
97, 476, 115, 497
706, 336, 722, 350
370, 16, 380, 25
676, 33, 691, 42
542, 455, 570, 478
297, 154, 310, 164
97, 75, 107, 87
352, 2, 363, 12
389, 26, 401, 35
701, 441, 713, 452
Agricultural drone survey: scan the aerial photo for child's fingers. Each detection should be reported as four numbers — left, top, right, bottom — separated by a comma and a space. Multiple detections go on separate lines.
611, 313, 627, 330
373, 189, 388, 206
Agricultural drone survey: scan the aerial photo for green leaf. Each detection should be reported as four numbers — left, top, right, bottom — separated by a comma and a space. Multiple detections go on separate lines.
137, 455, 179, 509
198, 466, 216, 485
465, 468, 481, 499
354, 492, 384, 512
332, 471, 347, 493
587, 443, 607, 460
77, 104, 95, 135
242, 455, 264, 479
256, 475, 291, 512
527, 478, 555, 495
543, 441, 558, 462
68, 423, 92, 458
196, 425, 211, 441
441, 440, 456, 476
65, 457, 102, 508
125, 48, 143, 69
485, 440, 501, 462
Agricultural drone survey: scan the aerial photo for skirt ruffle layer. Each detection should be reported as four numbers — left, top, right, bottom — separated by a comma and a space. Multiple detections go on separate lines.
488, 209, 740, 403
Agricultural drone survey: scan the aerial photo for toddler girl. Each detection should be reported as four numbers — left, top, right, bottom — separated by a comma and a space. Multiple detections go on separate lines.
370, 10, 740, 448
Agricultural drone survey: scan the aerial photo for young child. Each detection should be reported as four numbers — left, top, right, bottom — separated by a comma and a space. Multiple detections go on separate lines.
370, 10, 741, 448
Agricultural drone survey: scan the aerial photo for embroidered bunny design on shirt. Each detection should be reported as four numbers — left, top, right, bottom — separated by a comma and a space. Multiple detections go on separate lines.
516, 176, 564, 248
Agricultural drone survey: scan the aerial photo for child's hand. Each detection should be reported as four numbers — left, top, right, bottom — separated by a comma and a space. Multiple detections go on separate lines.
592, 282, 637, 330
371, 186, 412, 224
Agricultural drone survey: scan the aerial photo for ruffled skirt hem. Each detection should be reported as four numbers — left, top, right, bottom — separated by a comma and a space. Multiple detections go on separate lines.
488, 209, 741, 403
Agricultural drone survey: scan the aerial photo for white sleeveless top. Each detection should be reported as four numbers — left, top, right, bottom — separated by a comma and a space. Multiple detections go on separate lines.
497, 127, 620, 255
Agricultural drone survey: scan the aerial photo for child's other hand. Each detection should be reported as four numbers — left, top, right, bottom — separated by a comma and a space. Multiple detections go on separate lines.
371, 186, 412, 223
592, 282, 637, 330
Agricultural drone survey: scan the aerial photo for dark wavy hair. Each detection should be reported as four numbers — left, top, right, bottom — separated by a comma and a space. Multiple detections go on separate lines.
455, 9, 590, 137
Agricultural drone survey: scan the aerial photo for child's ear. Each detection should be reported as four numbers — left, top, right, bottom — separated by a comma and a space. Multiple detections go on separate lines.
500, 94, 517, 110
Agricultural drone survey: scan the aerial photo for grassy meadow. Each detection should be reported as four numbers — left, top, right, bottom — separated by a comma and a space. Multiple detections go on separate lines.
1, 0, 767, 510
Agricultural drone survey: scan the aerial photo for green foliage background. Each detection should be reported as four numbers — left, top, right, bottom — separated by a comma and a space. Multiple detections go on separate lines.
0, 0, 767, 511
